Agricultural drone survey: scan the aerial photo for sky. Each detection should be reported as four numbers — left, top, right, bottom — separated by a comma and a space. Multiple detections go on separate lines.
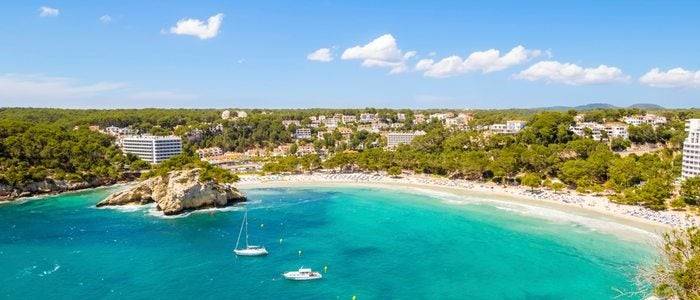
1, 1, 699, 109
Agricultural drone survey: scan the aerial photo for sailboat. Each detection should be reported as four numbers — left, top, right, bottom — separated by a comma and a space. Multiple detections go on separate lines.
233, 209, 268, 256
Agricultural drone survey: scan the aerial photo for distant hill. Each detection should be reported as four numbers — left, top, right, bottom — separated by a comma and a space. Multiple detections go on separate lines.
574, 103, 617, 110
539, 102, 665, 111
628, 103, 665, 110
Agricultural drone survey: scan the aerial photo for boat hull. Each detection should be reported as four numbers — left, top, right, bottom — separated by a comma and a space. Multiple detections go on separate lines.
283, 272, 323, 280
234, 248, 268, 256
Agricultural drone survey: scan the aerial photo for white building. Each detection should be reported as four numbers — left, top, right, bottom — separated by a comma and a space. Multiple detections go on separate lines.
429, 112, 454, 121
282, 120, 301, 128
570, 122, 605, 140
489, 120, 527, 134
570, 122, 628, 141
295, 128, 312, 139
237, 111, 248, 118
196, 147, 223, 158
104, 126, 136, 136
342, 115, 357, 123
623, 114, 667, 126
604, 123, 629, 140
445, 114, 472, 128
506, 120, 527, 133
682, 119, 700, 179
323, 118, 339, 129
120, 135, 182, 164
360, 113, 377, 123
221, 110, 231, 120
413, 114, 426, 124
296, 144, 316, 156
372, 122, 389, 131
386, 131, 426, 148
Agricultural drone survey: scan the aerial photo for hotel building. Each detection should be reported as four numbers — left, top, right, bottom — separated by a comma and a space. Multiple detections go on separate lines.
295, 128, 312, 139
386, 131, 426, 148
120, 135, 182, 164
682, 119, 700, 179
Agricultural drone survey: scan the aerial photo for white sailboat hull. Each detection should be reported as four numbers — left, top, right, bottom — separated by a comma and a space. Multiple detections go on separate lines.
233, 209, 268, 256
234, 247, 268, 256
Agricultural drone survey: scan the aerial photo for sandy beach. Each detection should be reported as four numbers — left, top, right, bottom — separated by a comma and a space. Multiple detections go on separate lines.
237, 172, 700, 236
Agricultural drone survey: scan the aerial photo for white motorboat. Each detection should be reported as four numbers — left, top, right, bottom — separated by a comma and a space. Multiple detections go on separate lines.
233, 209, 268, 256
283, 267, 323, 281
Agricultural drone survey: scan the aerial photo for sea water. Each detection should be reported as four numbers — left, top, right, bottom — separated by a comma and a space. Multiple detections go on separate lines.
0, 186, 654, 299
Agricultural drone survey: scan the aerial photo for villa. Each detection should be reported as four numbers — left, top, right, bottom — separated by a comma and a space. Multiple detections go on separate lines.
196, 147, 223, 158
623, 114, 667, 126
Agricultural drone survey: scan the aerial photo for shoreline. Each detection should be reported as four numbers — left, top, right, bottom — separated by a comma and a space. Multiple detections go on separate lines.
0, 182, 131, 205
5, 172, 697, 236
236, 172, 699, 235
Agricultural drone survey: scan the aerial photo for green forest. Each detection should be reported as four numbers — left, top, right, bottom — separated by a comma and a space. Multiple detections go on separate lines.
2, 107, 700, 210
0, 119, 148, 188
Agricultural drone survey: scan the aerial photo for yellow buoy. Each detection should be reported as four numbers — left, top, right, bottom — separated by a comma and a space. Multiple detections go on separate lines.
352, 296, 357, 300
324, 266, 328, 273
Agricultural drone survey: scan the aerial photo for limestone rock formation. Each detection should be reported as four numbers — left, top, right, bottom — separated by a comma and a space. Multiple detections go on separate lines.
96, 169, 245, 215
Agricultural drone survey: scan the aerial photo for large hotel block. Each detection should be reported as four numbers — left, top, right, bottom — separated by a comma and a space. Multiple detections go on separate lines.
120, 135, 182, 164
386, 131, 426, 148
682, 119, 700, 179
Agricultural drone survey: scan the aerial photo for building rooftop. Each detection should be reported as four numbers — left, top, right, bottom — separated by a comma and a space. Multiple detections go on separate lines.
122, 135, 181, 141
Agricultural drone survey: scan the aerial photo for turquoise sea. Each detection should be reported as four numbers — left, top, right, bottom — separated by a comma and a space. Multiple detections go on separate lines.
0, 186, 654, 299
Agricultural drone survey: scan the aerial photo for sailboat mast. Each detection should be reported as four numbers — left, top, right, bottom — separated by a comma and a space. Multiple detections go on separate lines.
245, 210, 250, 247
235, 210, 245, 249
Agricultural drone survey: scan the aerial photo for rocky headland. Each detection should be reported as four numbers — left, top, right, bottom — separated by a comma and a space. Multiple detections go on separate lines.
96, 169, 245, 215
0, 178, 119, 202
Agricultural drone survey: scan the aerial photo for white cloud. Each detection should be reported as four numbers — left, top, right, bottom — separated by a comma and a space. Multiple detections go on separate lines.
0, 74, 125, 101
39, 6, 59, 17
99, 15, 112, 24
341, 34, 415, 74
0, 73, 198, 106
516, 61, 629, 85
307, 48, 333, 62
639, 67, 700, 88
169, 13, 224, 40
415, 45, 542, 78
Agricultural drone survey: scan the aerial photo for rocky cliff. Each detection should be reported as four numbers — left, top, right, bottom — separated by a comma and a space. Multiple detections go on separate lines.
96, 169, 245, 215
0, 178, 113, 202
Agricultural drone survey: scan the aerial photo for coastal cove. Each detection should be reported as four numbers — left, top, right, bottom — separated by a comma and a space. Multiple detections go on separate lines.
237, 173, 699, 234
1, 182, 657, 299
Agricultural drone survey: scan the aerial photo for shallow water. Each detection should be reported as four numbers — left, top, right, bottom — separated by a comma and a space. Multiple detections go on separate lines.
0, 186, 653, 299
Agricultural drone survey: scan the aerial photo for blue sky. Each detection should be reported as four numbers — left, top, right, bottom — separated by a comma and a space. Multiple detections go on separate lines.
1, 1, 699, 108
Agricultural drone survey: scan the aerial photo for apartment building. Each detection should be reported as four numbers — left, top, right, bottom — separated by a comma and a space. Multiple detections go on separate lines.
682, 119, 700, 179
387, 131, 426, 148
295, 128, 312, 139
120, 135, 182, 164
